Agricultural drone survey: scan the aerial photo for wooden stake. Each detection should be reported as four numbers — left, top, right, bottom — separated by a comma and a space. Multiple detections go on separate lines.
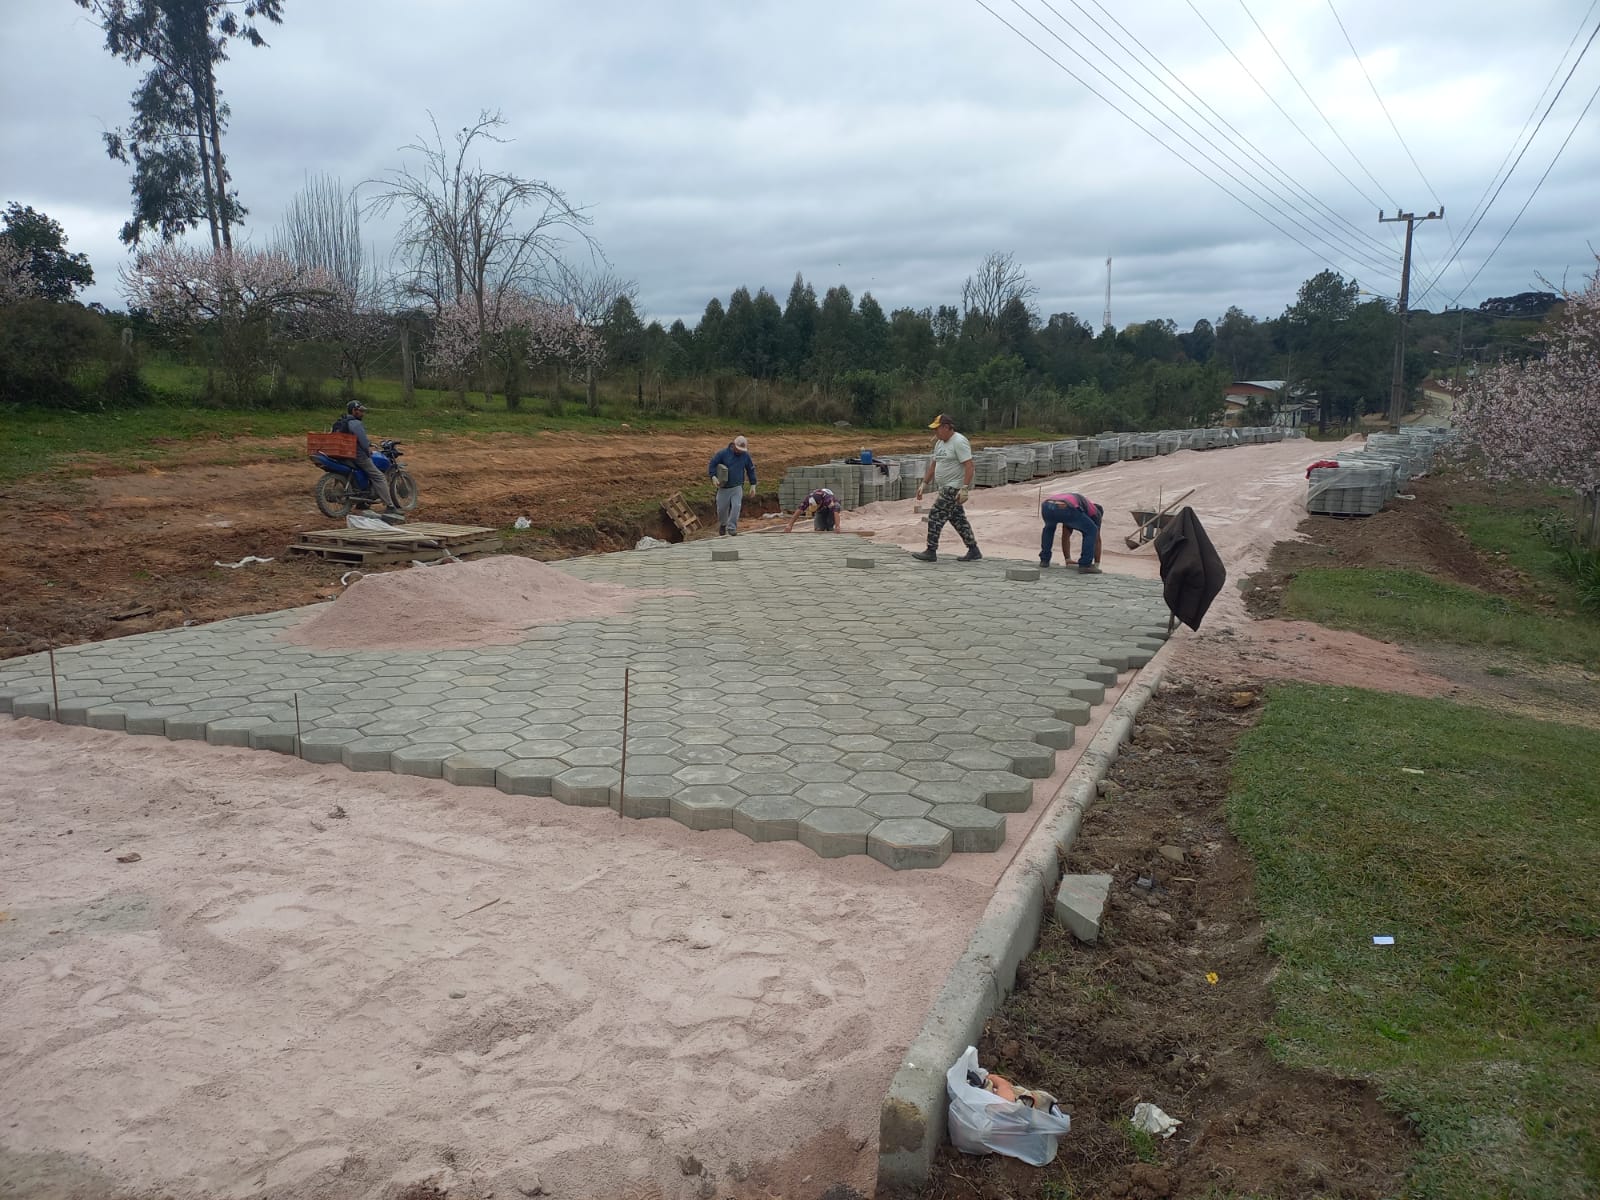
618, 667, 630, 818
294, 693, 303, 758
48, 645, 61, 722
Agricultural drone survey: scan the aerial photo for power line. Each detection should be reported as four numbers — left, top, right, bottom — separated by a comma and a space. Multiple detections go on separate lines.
1324, 0, 1468, 294
1026, 0, 1398, 277
1414, 8, 1600, 304
1449, 71, 1600, 307
969, 0, 1399, 289
1067, 0, 1402, 265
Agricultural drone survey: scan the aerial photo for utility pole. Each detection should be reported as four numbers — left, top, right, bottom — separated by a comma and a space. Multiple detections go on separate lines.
1103, 256, 1112, 332
1379, 207, 1442, 430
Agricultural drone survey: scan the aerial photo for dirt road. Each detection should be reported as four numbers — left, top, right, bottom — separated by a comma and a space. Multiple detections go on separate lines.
0, 428, 936, 659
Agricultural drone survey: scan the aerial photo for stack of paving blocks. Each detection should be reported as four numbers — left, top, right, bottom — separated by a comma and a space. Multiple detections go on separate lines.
1156, 432, 1181, 455
1030, 444, 1055, 476
970, 450, 1009, 488
1003, 448, 1034, 482
1306, 463, 1394, 515
1051, 440, 1079, 472
778, 462, 863, 511
1131, 434, 1158, 459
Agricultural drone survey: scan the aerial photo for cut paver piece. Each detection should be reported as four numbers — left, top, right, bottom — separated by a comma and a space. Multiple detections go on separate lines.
671, 785, 742, 829
798, 808, 877, 858
868, 818, 952, 870
443, 751, 511, 788
1005, 567, 1039, 582
711, 548, 739, 562
616, 776, 675, 819
552, 766, 617, 806
1055, 873, 1114, 943
732, 795, 810, 841
927, 804, 1007, 853
496, 759, 563, 797
846, 556, 875, 569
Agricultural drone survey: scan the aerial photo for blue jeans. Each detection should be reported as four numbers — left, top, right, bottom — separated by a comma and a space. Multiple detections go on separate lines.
1040, 499, 1100, 566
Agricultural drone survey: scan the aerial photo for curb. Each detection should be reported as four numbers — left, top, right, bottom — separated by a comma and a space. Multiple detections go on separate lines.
875, 635, 1179, 1189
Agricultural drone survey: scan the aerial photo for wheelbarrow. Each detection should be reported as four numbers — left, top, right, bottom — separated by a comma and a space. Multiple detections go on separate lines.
1125, 487, 1194, 549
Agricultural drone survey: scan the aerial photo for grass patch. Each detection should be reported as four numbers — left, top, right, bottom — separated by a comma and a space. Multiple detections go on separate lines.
1230, 684, 1600, 1199
1282, 567, 1600, 669
1449, 498, 1587, 609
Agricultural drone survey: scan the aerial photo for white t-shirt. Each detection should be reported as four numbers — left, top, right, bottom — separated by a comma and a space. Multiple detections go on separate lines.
932, 432, 973, 490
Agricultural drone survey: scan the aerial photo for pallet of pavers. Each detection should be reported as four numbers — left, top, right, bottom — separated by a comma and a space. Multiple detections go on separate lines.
287, 521, 501, 565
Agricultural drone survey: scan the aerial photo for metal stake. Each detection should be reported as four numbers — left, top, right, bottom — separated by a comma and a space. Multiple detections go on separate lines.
294, 693, 303, 759
618, 667, 630, 818
48, 645, 61, 723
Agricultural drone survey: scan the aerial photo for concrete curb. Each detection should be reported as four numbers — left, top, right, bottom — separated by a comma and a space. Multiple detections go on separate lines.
875, 634, 1179, 1189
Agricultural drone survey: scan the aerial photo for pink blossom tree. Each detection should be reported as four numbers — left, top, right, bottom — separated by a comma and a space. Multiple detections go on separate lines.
429, 289, 599, 411
121, 244, 339, 402
0, 239, 39, 305
1451, 255, 1600, 543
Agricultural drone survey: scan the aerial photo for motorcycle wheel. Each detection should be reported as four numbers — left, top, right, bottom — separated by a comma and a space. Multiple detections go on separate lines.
315, 472, 355, 518
388, 469, 420, 512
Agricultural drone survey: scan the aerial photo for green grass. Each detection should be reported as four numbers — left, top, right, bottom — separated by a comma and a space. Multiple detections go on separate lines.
1281, 567, 1600, 669
1230, 684, 1600, 1200
1449, 497, 1586, 610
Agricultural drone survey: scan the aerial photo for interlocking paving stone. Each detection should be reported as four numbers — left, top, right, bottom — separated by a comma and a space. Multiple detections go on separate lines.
0, 536, 1166, 866
868, 818, 953, 870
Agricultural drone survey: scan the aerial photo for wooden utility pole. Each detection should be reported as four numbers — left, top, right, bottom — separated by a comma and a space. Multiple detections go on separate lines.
1379, 207, 1443, 430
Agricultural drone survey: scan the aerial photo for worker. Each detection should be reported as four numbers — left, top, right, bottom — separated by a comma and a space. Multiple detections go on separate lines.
911, 413, 982, 563
1039, 491, 1103, 573
708, 434, 756, 536
331, 399, 405, 523
786, 486, 844, 533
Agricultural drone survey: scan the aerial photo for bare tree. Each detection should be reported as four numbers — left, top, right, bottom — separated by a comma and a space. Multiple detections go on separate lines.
961, 250, 1038, 326
559, 268, 638, 414
273, 172, 390, 391
364, 110, 595, 402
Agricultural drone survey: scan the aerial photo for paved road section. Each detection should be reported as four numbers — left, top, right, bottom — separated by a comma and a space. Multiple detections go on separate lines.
0, 538, 1168, 866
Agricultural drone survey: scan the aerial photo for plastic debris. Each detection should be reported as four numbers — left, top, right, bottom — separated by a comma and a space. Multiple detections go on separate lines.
339, 570, 365, 587
214, 555, 274, 569
347, 514, 389, 531
513, 516, 532, 530
1131, 1101, 1181, 1139
634, 536, 670, 550
1373, 935, 1396, 946
1401, 767, 1424, 775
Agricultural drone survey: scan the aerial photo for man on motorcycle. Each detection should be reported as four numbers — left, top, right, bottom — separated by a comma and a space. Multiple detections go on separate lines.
332, 400, 405, 523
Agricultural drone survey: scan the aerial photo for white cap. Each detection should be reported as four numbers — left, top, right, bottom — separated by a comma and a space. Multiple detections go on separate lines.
733, 435, 748, 450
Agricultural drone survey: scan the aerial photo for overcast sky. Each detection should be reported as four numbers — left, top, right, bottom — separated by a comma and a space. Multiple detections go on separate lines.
5, 0, 1598, 330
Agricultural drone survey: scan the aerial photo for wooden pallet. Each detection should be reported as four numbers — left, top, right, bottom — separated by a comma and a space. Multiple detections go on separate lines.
287, 522, 501, 566
661, 491, 701, 536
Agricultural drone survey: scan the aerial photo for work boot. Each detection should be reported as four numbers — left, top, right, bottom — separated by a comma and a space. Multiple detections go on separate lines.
1078, 564, 1102, 574
911, 548, 937, 563
727, 528, 738, 536
379, 509, 406, 525
958, 546, 983, 562
1039, 557, 1050, 568
718, 526, 726, 536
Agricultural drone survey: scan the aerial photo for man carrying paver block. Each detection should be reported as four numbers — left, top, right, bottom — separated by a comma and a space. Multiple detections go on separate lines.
1040, 491, 1104, 573
785, 486, 844, 534
912, 414, 982, 563
708, 434, 756, 536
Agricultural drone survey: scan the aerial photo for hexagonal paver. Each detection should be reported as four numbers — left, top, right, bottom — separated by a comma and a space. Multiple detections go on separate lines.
927, 804, 1007, 852
798, 808, 878, 858
733, 795, 812, 842
672, 763, 740, 787
496, 759, 564, 796
443, 751, 511, 787
868, 818, 952, 870
391, 743, 461, 778
297, 728, 362, 764
617, 776, 675, 819
671, 785, 742, 830
859, 794, 932, 820
993, 742, 1055, 779
248, 723, 300, 754
342, 735, 412, 771
967, 771, 1034, 813
796, 782, 866, 808
552, 766, 617, 807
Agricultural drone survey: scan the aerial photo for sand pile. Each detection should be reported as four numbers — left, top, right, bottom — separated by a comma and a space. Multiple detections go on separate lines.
284, 555, 683, 650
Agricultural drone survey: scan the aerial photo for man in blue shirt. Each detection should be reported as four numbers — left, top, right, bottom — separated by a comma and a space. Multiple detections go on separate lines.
331, 400, 404, 523
708, 434, 756, 536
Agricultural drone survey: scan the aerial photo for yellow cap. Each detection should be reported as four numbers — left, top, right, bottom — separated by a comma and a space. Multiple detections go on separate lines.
928, 414, 949, 429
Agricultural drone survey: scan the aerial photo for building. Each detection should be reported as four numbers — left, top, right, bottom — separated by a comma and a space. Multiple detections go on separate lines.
1221, 380, 1318, 428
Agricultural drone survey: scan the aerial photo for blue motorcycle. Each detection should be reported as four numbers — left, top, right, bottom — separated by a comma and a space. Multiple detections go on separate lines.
310, 438, 420, 519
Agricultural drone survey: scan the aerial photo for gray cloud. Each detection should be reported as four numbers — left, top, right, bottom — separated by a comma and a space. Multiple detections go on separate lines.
4, 0, 1596, 330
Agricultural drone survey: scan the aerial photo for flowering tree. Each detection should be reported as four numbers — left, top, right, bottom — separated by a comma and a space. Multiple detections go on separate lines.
430, 289, 599, 410
121, 244, 338, 402
1452, 256, 1599, 489
1452, 256, 1600, 546
0, 239, 39, 305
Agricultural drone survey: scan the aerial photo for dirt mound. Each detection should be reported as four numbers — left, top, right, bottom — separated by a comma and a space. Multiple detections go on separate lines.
282, 555, 682, 650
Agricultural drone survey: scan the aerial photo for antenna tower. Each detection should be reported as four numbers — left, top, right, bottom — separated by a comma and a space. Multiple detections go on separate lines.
1102, 257, 1112, 331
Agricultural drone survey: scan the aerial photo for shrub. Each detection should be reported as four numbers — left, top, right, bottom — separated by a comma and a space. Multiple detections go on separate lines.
0, 299, 110, 407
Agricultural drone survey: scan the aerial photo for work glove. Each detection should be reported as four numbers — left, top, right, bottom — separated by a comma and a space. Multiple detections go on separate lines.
915, 484, 925, 501
957, 487, 970, 505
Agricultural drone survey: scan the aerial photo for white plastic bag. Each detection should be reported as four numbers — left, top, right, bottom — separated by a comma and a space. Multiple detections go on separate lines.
945, 1046, 1070, 1166
513, 516, 532, 530
346, 514, 389, 531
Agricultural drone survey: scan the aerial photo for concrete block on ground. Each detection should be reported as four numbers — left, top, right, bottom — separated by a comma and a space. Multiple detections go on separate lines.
732, 794, 810, 841
297, 729, 361, 764
443, 751, 511, 787
615, 775, 676, 819
846, 556, 875, 569
671, 784, 742, 829
711, 548, 739, 562
869, 818, 953, 870
968, 771, 1033, 813
247, 723, 299, 754
1005, 567, 1040, 582
1055, 873, 1114, 943
391, 743, 459, 778
496, 759, 562, 797
552, 765, 617, 806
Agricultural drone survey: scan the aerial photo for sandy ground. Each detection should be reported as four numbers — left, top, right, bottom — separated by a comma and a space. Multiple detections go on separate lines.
0, 438, 1454, 1200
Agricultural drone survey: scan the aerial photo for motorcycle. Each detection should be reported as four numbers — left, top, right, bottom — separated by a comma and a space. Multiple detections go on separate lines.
309, 438, 420, 519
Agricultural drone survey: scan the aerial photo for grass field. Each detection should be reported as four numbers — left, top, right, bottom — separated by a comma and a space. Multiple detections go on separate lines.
1230, 684, 1600, 1200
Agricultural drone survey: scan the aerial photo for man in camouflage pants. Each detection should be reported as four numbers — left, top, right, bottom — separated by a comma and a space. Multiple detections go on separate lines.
911, 413, 982, 563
